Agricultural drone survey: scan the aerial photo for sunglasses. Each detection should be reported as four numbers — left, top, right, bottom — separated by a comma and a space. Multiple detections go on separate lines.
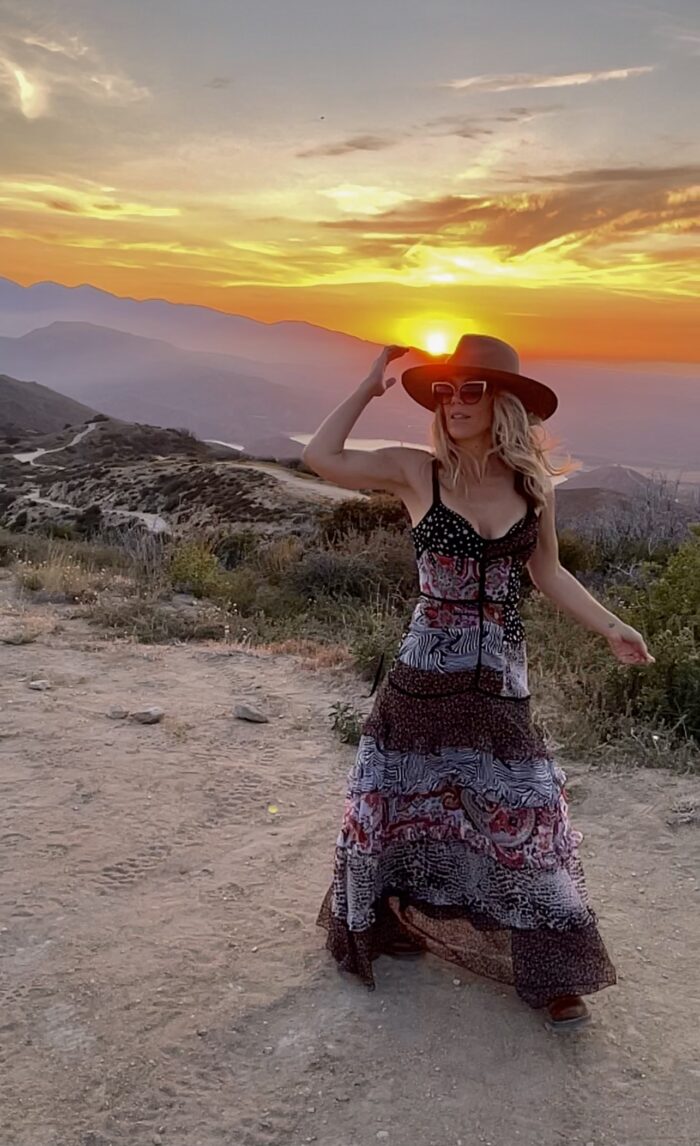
431, 380, 488, 405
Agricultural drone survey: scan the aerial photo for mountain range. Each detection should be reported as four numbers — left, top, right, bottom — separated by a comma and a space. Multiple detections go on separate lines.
1, 276, 698, 470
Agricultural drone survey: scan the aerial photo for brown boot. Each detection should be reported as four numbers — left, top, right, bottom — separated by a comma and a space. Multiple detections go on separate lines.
545, 995, 591, 1030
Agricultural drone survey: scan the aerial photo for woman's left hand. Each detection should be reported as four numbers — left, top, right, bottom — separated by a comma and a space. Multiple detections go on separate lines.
605, 621, 655, 666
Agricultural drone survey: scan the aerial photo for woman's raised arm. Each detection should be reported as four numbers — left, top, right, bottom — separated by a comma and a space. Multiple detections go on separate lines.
302, 345, 416, 492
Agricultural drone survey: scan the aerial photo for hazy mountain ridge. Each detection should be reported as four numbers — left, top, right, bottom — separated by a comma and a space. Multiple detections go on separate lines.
1, 276, 698, 470
0, 322, 318, 445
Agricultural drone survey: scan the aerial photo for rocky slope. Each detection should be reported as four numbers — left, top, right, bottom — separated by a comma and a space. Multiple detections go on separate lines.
0, 372, 97, 435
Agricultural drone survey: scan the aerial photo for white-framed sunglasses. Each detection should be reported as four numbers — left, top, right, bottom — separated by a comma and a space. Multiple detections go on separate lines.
431, 379, 488, 405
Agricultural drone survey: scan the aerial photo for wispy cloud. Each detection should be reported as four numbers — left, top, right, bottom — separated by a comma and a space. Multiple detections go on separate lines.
204, 76, 234, 89
652, 17, 700, 55
297, 105, 560, 158
0, 20, 150, 119
444, 65, 656, 92
21, 33, 89, 59
297, 133, 401, 158
0, 180, 179, 219
317, 164, 700, 263
518, 163, 700, 184
424, 104, 562, 139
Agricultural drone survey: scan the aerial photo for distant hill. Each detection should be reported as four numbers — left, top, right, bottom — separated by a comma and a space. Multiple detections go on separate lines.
0, 373, 96, 435
563, 465, 653, 497
0, 322, 318, 447
555, 485, 632, 530
2, 277, 699, 469
1, 416, 218, 467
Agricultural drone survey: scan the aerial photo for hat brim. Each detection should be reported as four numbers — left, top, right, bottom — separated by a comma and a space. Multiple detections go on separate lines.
401, 363, 558, 421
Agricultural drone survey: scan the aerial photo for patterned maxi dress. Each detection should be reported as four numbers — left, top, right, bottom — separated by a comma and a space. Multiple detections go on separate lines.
317, 456, 617, 1008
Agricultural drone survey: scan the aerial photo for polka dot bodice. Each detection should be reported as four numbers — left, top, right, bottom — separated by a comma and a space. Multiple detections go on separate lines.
387, 457, 540, 698
410, 457, 539, 564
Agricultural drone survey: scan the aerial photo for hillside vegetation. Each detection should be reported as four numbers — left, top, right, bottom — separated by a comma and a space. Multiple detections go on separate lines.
2, 472, 699, 770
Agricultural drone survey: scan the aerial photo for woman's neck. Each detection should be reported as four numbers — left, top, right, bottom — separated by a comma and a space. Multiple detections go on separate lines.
454, 434, 501, 478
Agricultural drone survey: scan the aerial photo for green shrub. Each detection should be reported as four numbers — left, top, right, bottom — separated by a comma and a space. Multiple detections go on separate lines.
328, 701, 363, 745
527, 528, 700, 748
281, 527, 417, 605
214, 528, 261, 569
169, 540, 227, 599
316, 493, 410, 541
556, 530, 600, 575
616, 526, 700, 738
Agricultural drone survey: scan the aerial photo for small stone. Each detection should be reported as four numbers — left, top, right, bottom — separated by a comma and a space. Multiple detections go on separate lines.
153, 1136, 163, 1145
196, 1028, 207, 1037
452, 978, 461, 986
28, 679, 50, 691
377, 1134, 390, 1141
129, 707, 164, 725
233, 703, 269, 723
107, 707, 129, 720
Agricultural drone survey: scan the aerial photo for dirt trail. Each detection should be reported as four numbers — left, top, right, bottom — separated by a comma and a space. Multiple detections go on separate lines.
0, 575, 698, 1146
13, 421, 98, 466
232, 461, 368, 503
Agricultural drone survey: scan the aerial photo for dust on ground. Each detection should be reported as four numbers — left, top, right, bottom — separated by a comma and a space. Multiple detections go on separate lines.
1, 574, 698, 1146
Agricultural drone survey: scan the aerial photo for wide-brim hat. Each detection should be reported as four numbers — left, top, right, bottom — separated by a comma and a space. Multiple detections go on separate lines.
401, 334, 558, 420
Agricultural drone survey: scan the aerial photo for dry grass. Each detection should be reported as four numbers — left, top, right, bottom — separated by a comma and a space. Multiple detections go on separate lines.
5, 515, 698, 773
262, 636, 355, 672
13, 552, 132, 603
0, 607, 59, 646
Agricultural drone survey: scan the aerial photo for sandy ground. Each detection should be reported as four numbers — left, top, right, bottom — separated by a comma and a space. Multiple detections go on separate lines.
1, 574, 699, 1146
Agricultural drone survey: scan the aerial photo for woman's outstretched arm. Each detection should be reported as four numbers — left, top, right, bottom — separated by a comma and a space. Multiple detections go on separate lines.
527, 487, 654, 666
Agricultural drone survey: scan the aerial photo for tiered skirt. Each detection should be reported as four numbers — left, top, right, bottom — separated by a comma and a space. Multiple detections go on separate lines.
317, 659, 616, 1007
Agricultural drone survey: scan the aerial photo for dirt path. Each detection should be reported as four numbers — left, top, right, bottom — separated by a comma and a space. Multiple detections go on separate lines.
232, 461, 368, 503
13, 421, 98, 466
0, 575, 698, 1146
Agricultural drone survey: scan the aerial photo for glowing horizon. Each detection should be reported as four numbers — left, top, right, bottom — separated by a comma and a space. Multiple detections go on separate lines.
1, 1, 698, 361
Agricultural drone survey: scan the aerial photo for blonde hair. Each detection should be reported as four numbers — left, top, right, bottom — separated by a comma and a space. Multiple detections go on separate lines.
430, 388, 578, 512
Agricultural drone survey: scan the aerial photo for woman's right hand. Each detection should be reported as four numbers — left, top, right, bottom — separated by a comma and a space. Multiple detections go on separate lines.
362, 345, 410, 398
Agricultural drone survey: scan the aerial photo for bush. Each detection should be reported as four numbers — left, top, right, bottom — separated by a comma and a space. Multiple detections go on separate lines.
213, 528, 261, 569
615, 526, 700, 739
556, 530, 600, 576
527, 527, 700, 749
169, 540, 228, 599
283, 528, 417, 604
316, 493, 410, 542
74, 504, 103, 539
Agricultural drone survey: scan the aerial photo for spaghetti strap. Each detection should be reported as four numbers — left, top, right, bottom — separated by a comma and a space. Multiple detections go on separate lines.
431, 456, 442, 505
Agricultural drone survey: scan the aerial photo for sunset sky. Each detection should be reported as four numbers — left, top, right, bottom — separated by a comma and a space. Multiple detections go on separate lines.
1, 0, 698, 360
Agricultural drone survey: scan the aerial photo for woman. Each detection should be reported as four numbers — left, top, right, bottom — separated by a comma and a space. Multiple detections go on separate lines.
303, 334, 654, 1030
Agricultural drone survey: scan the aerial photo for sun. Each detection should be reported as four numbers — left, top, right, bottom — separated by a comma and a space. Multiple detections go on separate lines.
425, 331, 449, 356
